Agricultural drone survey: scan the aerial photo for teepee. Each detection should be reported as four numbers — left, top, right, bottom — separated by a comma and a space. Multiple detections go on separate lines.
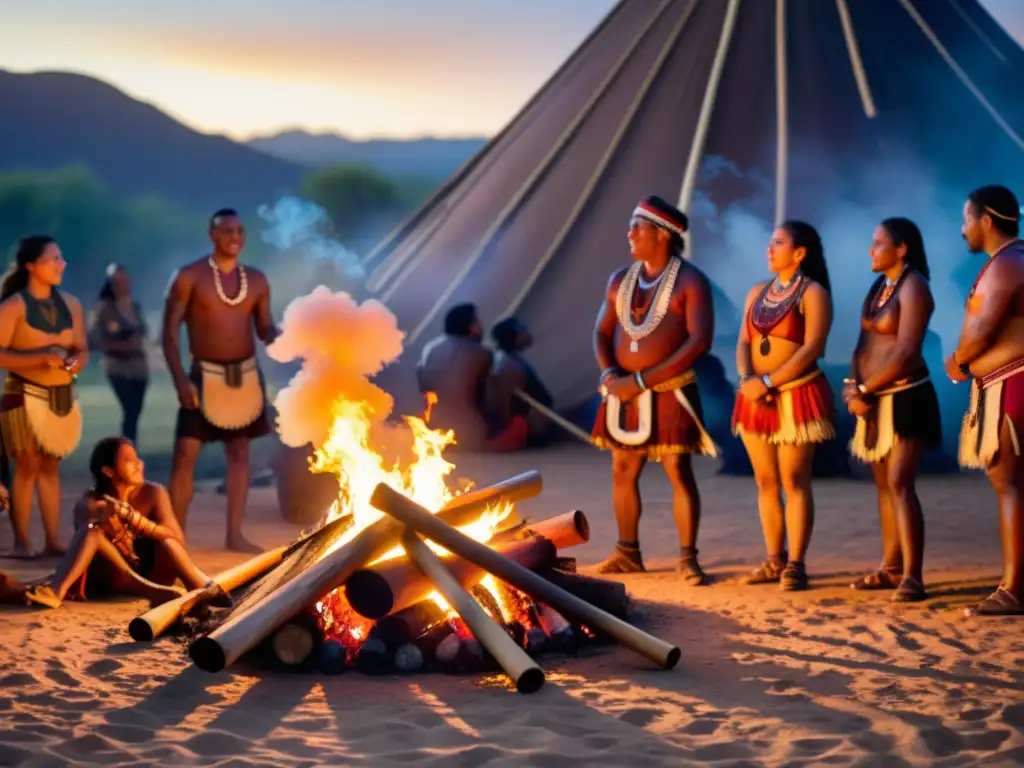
363, 0, 1024, 429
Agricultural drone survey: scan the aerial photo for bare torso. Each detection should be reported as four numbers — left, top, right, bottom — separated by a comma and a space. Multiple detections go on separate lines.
609, 262, 698, 373
854, 272, 930, 381
2, 293, 82, 386
965, 249, 1024, 378
172, 258, 271, 364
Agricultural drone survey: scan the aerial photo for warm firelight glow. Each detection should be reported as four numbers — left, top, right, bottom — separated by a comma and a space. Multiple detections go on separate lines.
310, 397, 514, 622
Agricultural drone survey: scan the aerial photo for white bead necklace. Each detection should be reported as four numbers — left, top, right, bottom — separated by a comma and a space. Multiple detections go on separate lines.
208, 256, 248, 306
614, 257, 682, 353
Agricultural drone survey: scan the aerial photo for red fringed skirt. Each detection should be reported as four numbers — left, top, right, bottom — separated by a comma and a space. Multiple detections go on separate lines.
732, 370, 836, 445
960, 358, 1024, 468
592, 381, 717, 459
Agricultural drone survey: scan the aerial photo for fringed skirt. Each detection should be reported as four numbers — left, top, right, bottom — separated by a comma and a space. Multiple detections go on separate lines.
0, 374, 82, 459
592, 372, 718, 460
959, 358, 1024, 469
732, 369, 835, 445
850, 371, 941, 463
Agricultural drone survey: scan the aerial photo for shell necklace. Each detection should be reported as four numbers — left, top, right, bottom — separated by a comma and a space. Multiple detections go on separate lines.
615, 257, 682, 353
209, 256, 248, 306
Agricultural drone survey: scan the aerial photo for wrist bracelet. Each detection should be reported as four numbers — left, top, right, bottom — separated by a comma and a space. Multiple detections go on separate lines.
635, 371, 648, 390
599, 366, 620, 381
762, 373, 774, 390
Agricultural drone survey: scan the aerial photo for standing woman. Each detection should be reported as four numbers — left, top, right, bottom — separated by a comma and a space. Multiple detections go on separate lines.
845, 218, 939, 602
732, 221, 835, 591
0, 235, 87, 557
89, 263, 149, 443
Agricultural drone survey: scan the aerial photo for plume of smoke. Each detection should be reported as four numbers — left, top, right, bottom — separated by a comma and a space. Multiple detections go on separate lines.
691, 149, 971, 370
268, 286, 404, 450
258, 196, 365, 281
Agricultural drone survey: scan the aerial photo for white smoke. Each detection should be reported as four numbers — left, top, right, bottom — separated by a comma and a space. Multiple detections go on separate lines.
258, 196, 365, 282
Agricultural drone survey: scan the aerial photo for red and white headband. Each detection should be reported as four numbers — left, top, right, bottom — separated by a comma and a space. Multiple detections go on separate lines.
632, 201, 685, 236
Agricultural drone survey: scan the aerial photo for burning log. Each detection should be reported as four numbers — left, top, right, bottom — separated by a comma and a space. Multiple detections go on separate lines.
189, 470, 542, 673
129, 513, 352, 642
369, 483, 681, 670
129, 546, 285, 642
535, 603, 578, 652
539, 569, 630, 620
497, 509, 590, 550
270, 607, 321, 667
393, 643, 424, 673
317, 634, 347, 675
369, 600, 447, 650
344, 535, 556, 620
402, 530, 545, 693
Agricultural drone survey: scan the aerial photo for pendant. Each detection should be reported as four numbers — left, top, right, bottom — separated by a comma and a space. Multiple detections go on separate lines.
759, 336, 771, 356
630, 340, 639, 353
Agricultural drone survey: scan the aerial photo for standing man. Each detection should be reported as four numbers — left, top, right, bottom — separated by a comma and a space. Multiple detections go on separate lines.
592, 195, 718, 582
946, 184, 1024, 616
162, 209, 278, 553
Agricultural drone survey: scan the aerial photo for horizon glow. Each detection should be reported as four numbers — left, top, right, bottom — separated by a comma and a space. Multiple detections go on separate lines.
1, 0, 1022, 140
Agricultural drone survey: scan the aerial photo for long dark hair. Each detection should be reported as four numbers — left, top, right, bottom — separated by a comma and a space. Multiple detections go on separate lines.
781, 220, 831, 292
0, 235, 56, 302
89, 436, 131, 497
98, 262, 123, 301
880, 217, 930, 280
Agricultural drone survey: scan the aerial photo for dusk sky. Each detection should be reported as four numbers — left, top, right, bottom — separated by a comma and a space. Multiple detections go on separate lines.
4, 0, 1023, 140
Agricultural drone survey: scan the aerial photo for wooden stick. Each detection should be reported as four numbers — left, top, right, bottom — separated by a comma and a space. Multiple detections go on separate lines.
516, 510, 590, 549
401, 529, 545, 693
344, 535, 555, 619
129, 546, 286, 642
188, 471, 542, 673
129, 513, 354, 642
513, 389, 596, 446
369, 483, 680, 669
538, 569, 630, 620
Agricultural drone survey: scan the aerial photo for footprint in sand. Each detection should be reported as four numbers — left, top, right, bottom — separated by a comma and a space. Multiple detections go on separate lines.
85, 659, 123, 677
44, 668, 80, 688
617, 708, 661, 728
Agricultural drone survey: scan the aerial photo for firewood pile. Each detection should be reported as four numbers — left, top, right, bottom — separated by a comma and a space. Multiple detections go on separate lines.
128, 471, 679, 694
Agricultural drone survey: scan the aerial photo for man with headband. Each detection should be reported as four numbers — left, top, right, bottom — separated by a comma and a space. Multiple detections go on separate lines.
947, 184, 1024, 616
592, 195, 718, 581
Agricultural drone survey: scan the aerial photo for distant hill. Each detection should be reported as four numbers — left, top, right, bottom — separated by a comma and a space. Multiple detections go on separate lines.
0, 69, 304, 213
247, 130, 487, 177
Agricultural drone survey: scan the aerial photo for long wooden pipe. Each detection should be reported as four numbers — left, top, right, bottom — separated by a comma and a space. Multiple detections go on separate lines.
342, 507, 589, 620
369, 483, 680, 669
189, 471, 542, 673
402, 529, 544, 693
129, 512, 353, 642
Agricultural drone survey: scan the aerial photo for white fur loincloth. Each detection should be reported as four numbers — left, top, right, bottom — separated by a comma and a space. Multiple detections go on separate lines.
0, 377, 82, 458
197, 358, 265, 430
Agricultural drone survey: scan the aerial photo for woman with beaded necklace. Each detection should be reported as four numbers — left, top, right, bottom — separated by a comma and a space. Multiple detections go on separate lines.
0, 235, 87, 558
732, 220, 835, 591
844, 218, 938, 602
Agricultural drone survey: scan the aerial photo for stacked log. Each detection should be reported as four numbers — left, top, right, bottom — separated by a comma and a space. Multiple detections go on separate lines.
147, 468, 677, 693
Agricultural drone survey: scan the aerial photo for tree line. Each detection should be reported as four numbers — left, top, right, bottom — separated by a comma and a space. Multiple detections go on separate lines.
0, 164, 441, 309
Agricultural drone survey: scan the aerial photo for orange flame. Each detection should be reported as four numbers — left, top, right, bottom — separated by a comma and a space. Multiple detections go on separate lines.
310, 397, 514, 622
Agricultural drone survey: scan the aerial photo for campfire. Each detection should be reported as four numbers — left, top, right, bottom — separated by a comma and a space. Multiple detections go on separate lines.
127, 288, 677, 692
128, 404, 679, 693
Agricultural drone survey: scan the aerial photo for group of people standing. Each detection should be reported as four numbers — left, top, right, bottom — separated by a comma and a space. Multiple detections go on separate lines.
592, 186, 1023, 617
1, 209, 279, 608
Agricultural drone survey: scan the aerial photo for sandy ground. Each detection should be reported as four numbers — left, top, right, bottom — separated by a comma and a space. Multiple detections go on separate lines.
1, 445, 1022, 767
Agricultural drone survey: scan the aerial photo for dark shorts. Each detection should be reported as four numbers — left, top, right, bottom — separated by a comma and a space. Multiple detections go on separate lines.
175, 361, 272, 444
